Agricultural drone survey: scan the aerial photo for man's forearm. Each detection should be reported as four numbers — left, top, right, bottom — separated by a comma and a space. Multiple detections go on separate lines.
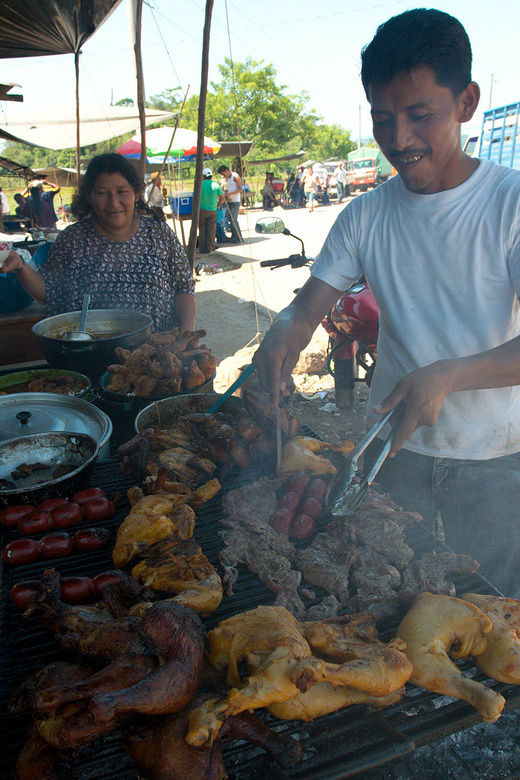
445, 335, 520, 393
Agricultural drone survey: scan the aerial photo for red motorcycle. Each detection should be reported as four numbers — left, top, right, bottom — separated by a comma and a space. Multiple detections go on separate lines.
256, 218, 379, 409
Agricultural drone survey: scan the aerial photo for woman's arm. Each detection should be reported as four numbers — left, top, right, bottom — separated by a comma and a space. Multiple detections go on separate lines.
174, 292, 196, 332
0, 250, 46, 304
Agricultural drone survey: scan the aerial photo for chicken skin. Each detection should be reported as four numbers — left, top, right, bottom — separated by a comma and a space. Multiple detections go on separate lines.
278, 436, 355, 477
186, 605, 412, 748
462, 593, 520, 685
396, 592, 505, 723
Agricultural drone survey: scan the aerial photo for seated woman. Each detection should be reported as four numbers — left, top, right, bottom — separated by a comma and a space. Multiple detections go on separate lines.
0, 154, 195, 333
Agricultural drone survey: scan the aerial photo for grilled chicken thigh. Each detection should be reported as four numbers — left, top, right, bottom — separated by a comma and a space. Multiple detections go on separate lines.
462, 593, 520, 685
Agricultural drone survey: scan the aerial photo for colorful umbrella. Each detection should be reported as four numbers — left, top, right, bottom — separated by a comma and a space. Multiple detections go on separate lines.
116, 127, 220, 164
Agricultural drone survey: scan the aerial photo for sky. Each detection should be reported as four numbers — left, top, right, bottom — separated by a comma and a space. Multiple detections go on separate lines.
0, 0, 519, 149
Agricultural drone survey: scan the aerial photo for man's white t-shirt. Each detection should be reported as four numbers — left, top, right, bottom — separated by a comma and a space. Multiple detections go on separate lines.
312, 159, 520, 460
226, 173, 242, 203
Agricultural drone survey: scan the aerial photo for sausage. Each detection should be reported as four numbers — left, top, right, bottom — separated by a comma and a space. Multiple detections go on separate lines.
289, 513, 315, 540
10, 581, 40, 610
299, 496, 321, 521
279, 491, 302, 513
286, 471, 310, 495
51, 502, 84, 529
72, 528, 111, 552
72, 487, 107, 505
82, 497, 115, 523
269, 507, 294, 535
37, 498, 70, 513
92, 570, 127, 595
2, 538, 40, 566
39, 532, 74, 558
18, 510, 52, 536
0, 504, 35, 529
60, 576, 95, 603
306, 478, 327, 502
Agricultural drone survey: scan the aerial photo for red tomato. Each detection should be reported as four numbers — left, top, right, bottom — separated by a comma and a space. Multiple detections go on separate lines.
92, 570, 127, 595
51, 502, 84, 529
279, 491, 302, 513
18, 510, 52, 536
37, 497, 69, 512
306, 478, 327, 502
72, 527, 111, 552
269, 507, 294, 535
72, 487, 107, 505
82, 497, 115, 523
39, 532, 74, 558
300, 497, 322, 521
0, 504, 35, 529
10, 580, 40, 609
60, 576, 94, 603
2, 538, 40, 566
289, 514, 315, 540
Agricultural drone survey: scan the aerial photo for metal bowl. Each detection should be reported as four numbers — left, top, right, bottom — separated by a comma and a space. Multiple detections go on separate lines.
0, 368, 91, 398
32, 309, 153, 379
99, 371, 215, 412
0, 431, 99, 507
135, 392, 243, 433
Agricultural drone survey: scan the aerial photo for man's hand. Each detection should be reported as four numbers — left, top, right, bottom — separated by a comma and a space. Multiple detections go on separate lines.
373, 360, 456, 455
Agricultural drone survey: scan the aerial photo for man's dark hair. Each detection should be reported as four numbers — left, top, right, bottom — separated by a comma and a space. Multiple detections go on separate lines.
217, 165, 229, 174
361, 8, 472, 98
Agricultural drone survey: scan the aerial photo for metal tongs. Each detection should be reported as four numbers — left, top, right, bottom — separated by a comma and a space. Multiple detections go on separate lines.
325, 407, 402, 516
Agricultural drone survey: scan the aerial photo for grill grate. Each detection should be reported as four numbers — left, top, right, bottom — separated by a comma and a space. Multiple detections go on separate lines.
2, 456, 519, 780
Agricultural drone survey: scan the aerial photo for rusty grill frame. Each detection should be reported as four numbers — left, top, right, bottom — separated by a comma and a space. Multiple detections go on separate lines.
2, 456, 520, 780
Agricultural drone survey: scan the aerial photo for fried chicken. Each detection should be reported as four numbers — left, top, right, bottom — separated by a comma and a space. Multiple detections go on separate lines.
277, 436, 355, 476
396, 592, 505, 723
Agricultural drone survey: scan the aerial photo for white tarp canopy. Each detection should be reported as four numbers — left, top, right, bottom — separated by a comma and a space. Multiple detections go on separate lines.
0, 105, 175, 150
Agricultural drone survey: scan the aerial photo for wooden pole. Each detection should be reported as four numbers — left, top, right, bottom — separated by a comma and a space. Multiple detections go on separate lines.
134, 0, 147, 182
75, 50, 81, 186
187, 0, 214, 271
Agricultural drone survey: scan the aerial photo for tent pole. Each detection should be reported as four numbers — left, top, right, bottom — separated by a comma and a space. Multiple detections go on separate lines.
134, 0, 147, 182
75, 50, 81, 186
187, 0, 214, 271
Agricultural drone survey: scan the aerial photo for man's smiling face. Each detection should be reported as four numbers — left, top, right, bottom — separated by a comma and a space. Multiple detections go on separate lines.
368, 66, 479, 194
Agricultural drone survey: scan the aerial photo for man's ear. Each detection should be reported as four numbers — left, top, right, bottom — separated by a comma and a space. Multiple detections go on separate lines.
459, 81, 480, 124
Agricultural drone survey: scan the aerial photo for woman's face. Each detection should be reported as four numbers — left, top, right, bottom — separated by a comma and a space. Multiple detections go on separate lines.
89, 172, 139, 232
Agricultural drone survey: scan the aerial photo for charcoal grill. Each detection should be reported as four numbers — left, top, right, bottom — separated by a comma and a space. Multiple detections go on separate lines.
2, 456, 520, 780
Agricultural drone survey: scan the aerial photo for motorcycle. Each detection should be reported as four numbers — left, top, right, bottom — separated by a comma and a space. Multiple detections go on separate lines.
255, 216, 379, 409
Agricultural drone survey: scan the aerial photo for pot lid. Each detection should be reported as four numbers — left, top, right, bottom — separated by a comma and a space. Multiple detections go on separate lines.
0, 393, 112, 448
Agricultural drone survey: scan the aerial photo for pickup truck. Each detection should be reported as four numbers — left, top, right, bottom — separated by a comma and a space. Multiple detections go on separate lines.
347, 146, 394, 191
477, 102, 520, 170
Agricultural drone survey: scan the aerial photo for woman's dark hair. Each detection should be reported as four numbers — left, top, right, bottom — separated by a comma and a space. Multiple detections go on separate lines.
71, 152, 156, 220
361, 9, 472, 98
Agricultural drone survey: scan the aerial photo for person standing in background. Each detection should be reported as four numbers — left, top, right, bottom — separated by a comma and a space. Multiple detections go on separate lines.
39, 180, 61, 227
301, 167, 318, 212
217, 165, 243, 244
144, 172, 166, 220
0, 187, 10, 216
334, 161, 348, 204
198, 168, 224, 253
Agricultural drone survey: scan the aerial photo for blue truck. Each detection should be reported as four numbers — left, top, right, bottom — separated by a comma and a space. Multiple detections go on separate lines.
476, 102, 520, 169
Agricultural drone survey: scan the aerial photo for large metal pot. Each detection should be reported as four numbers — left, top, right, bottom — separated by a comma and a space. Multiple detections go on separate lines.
0, 431, 99, 507
32, 309, 153, 379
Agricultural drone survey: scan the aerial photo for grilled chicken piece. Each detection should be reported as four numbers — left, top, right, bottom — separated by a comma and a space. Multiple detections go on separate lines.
243, 388, 300, 439
277, 436, 355, 476
131, 534, 223, 616
396, 592, 505, 723
113, 492, 196, 567
462, 593, 520, 684
186, 605, 412, 748
157, 447, 217, 485
15, 726, 68, 780
127, 705, 302, 780
269, 683, 405, 721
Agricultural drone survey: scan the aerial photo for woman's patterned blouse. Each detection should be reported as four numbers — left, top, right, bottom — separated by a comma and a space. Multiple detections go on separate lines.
41, 217, 195, 331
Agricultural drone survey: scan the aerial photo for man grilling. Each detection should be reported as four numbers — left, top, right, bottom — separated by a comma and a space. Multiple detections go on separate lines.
253, 8, 520, 597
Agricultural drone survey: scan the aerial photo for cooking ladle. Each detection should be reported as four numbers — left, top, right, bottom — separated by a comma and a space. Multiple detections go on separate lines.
62, 293, 94, 342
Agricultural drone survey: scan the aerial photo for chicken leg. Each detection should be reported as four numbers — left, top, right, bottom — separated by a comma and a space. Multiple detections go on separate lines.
396, 592, 505, 723
462, 592, 520, 684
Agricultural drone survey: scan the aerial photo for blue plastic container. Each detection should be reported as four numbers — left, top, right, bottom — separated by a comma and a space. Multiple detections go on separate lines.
169, 192, 193, 215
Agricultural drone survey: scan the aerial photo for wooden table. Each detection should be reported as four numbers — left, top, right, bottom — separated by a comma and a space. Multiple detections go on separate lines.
171, 212, 192, 247
0, 302, 46, 365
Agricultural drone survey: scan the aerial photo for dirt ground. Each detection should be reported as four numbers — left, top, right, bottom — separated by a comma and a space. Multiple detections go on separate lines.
182, 203, 370, 444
